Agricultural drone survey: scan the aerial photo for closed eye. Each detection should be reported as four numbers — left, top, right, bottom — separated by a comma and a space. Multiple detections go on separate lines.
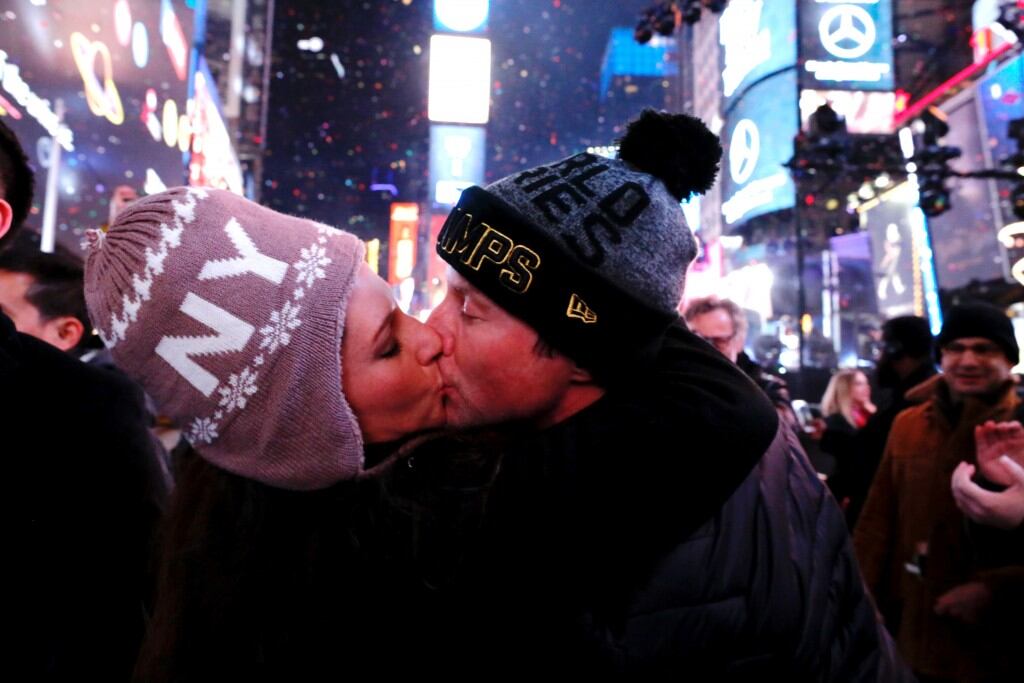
380, 339, 401, 358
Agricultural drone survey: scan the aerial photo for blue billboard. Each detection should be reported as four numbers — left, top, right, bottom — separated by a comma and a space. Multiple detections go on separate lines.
978, 53, 1024, 186
977, 53, 1024, 285
719, 0, 797, 112
800, 0, 894, 91
599, 28, 679, 98
721, 69, 799, 227
429, 124, 486, 206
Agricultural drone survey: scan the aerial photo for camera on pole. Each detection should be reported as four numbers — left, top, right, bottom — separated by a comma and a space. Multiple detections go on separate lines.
788, 103, 848, 178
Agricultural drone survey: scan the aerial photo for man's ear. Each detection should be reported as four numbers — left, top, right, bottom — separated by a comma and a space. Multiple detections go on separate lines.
0, 199, 12, 242
49, 316, 85, 352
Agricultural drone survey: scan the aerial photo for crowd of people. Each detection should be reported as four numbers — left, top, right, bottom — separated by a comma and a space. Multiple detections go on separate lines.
2, 109, 1021, 681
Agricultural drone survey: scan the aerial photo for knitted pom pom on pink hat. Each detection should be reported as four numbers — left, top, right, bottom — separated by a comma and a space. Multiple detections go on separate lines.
84, 187, 367, 490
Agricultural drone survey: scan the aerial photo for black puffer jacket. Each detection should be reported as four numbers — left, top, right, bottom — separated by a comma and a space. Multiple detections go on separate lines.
377, 322, 911, 679
2, 312, 168, 680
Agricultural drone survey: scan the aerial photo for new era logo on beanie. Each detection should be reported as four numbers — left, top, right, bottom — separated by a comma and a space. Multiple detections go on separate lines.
436, 110, 722, 378
84, 187, 366, 490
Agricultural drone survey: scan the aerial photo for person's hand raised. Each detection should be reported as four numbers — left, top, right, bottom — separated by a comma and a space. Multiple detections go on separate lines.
973, 420, 1024, 486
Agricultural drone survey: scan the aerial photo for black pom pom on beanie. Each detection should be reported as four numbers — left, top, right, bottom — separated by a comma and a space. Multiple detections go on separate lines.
617, 109, 723, 201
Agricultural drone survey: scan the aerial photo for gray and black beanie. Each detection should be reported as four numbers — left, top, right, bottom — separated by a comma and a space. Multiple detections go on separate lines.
436, 109, 722, 378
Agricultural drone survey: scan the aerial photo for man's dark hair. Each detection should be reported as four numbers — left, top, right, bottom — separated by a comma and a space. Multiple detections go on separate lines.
0, 230, 95, 350
0, 118, 35, 244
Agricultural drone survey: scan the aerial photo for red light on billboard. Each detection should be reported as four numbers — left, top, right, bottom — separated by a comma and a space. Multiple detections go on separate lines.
0, 93, 23, 119
388, 203, 419, 285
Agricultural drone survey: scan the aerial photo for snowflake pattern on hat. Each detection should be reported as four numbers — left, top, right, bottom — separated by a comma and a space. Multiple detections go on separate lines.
259, 301, 302, 354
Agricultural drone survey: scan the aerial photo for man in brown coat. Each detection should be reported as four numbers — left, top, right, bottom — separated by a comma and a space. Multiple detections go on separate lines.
854, 302, 1021, 682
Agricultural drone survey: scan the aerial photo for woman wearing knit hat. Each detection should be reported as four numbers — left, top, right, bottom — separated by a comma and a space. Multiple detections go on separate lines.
82, 187, 444, 679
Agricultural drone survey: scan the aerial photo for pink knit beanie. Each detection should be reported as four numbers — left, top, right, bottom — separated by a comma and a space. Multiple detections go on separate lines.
83, 187, 366, 490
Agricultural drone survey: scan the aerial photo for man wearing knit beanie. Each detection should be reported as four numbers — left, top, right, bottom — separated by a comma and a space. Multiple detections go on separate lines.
382, 110, 910, 679
855, 301, 1021, 681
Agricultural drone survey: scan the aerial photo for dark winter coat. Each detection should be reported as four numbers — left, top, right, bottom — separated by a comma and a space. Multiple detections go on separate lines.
378, 321, 911, 679
2, 312, 168, 680
854, 377, 1021, 682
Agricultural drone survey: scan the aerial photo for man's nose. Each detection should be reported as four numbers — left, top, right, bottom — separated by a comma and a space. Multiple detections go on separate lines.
415, 319, 444, 366
426, 301, 456, 356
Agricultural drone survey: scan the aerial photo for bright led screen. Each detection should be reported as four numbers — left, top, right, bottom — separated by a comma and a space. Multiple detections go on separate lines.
800, 0, 894, 91
428, 35, 491, 124
719, 0, 797, 112
0, 0, 194, 248
721, 69, 798, 227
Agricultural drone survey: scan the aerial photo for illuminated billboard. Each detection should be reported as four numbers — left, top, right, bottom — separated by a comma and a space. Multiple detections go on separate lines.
434, 0, 489, 34
928, 88, 1006, 289
388, 202, 419, 284
599, 27, 679, 98
0, 0, 194, 247
719, 0, 797, 110
429, 124, 485, 206
977, 53, 1024, 285
972, 0, 1020, 64
861, 182, 940, 324
721, 70, 799, 227
189, 58, 244, 195
428, 35, 491, 124
799, 89, 895, 133
978, 53, 1024, 192
800, 0, 894, 91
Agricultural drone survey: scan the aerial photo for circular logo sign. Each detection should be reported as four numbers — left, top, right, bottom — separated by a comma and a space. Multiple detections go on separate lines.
819, 5, 876, 60
729, 119, 760, 184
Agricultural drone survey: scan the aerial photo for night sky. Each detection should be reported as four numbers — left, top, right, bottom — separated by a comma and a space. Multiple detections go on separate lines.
262, 0, 640, 240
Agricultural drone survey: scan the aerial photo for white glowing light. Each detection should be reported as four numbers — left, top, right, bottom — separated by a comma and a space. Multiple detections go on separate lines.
132, 22, 149, 68
899, 126, 915, 159
297, 36, 324, 52
435, 0, 489, 33
428, 35, 491, 124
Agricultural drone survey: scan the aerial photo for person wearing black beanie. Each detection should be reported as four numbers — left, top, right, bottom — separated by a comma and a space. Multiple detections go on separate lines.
855, 301, 1021, 681
935, 302, 1020, 367
375, 110, 911, 679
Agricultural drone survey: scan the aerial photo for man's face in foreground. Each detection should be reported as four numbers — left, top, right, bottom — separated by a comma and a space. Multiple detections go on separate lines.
427, 268, 584, 430
940, 336, 1013, 398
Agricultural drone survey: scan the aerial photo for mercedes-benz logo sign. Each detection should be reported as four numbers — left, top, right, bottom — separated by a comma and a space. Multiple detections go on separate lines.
819, 5, 876, 60
729, 119, 760, 185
